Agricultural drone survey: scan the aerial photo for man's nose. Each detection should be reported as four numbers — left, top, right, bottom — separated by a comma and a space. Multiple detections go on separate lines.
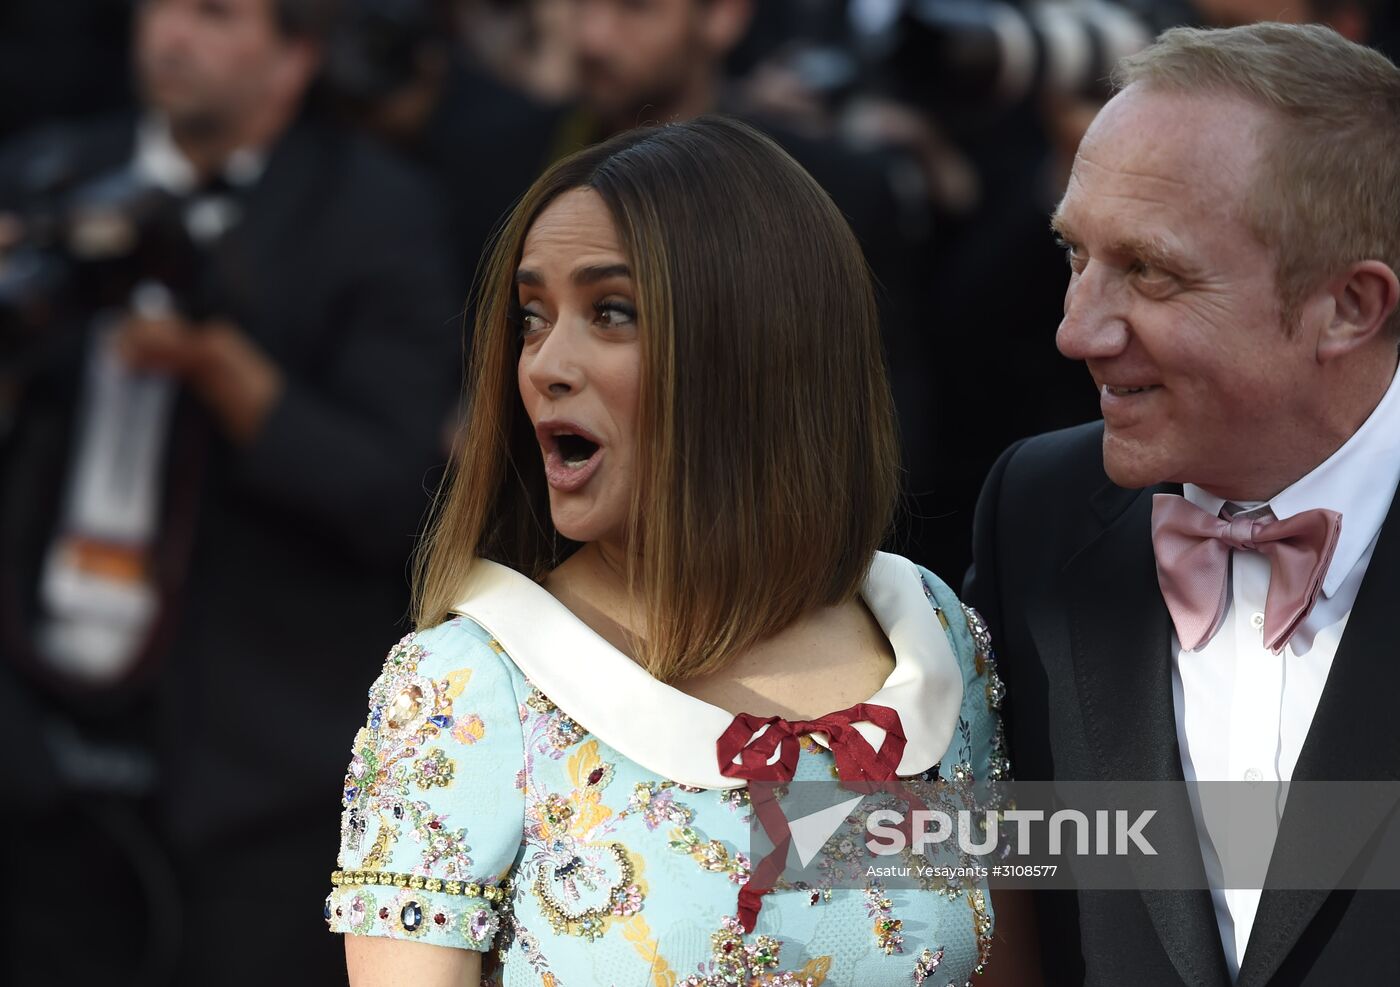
574, 1, 620, 53
1056, 262, 1131, 361
142, 0, 195, 53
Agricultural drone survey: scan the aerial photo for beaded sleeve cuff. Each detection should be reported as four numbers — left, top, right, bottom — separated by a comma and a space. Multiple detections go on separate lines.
325, 869, 510, 952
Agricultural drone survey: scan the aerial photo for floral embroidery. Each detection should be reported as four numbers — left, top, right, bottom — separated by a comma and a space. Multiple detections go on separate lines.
533, 843, 639, 939
963, 604, 1005, 711
506, 912, 561, 983
361, 824, 396, 870
338, 633, 477, 879
678, 915, 817, 986
969, 886, 994, 974
331, 581, 999, 981
988, 719, 1013, 782
626, 782, 693, 830
865, 881, 905, 955
412, 748, 455, 790
525, 689, 588, 752
451, 713, 486, 745
515, 708, 647, 943
718, 787, 751, 814
912, 946, 944, 983
668, 825, 751, 884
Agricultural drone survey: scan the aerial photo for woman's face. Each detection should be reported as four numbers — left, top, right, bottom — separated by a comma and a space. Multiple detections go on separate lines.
516, 187, 642, 551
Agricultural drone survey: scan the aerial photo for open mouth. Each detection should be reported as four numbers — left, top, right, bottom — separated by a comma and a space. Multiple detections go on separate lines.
555, 432, 600, 468
536, 420, 605, 492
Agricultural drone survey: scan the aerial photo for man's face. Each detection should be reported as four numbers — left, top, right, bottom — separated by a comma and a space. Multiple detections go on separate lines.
136, 0, 301, 134
571, 0, 709, 123
1053, 84, 1320, 494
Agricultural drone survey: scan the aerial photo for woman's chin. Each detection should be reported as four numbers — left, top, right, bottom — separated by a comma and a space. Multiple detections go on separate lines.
548, 509, 623, 549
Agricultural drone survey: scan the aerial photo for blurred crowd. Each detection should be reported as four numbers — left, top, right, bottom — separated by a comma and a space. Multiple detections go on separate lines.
0, 1, 1394, 984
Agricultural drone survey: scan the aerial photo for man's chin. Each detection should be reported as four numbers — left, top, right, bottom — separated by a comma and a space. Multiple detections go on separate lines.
1101, 432, 1171, 490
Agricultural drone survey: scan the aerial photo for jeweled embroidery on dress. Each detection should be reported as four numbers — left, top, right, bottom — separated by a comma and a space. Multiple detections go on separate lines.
681, 915, 822, 986
912, 946, 944, 983
338, 633, 477, 880
329, 574, 1004, 981
865, 880, 905, 955
668, 823, 752, 885
626, 781, 693, 830
968, 885, 994, 975
515, 701, 646, 941
506, 911, 564, 984
525, 688, 589, 752
962, 604, 1005, 712
621, 781, 752, 885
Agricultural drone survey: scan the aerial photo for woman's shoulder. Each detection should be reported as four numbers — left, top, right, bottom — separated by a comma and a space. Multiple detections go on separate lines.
906, 562, 988, 671
876, 552, 1002, 721
381, 615, 529, 696
894, 557, 1009, 786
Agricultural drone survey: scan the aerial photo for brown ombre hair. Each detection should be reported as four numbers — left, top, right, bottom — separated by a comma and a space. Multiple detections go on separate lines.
413, 115, 900, 682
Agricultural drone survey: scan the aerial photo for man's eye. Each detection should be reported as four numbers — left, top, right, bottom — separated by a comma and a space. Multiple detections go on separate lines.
1132, 261, 1174, 285
1056, 238, 1085, 270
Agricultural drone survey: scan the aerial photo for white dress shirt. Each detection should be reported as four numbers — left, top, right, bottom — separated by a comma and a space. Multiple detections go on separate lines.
1171, 365, 1400, 979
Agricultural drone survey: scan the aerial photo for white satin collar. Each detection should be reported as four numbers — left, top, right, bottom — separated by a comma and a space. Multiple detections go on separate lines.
448, 551, 964, 790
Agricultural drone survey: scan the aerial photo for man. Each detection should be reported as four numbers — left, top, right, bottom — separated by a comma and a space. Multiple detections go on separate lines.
966, 23, 1400, 986
321, 0, 559, 293
0, 0, 458, 982
556, 0, 904, 249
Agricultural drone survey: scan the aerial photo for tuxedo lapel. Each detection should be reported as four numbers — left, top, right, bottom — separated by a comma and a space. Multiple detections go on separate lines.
1062, 482, 1233, 987
1236, 492, 1400, 987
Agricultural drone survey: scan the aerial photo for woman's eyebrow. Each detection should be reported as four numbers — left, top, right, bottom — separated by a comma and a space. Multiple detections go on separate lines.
573, 263, 631, 285
513, 263, 632, 288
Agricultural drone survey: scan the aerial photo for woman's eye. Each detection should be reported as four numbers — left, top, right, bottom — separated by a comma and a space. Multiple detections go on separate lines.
518, 310, 548, 337
595, 300, 637, 328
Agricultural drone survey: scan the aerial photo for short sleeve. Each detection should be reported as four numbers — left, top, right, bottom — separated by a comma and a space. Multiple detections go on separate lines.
915, 566, 1012, 790
916, 566, 1008, 972
325, 618, 527, 952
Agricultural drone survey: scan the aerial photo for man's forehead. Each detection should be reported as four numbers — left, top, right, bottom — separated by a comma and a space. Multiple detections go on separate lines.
1057, 85, 1267, 231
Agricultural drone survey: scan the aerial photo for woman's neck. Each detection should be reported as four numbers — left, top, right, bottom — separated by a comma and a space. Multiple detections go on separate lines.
543, 542, 640, 660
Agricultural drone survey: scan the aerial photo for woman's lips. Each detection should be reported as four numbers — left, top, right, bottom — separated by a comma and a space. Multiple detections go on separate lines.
535, 420, 604, 493
544, 446, 603, 492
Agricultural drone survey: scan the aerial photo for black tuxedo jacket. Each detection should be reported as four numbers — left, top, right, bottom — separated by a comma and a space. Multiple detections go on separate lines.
965, 421, 1400, 986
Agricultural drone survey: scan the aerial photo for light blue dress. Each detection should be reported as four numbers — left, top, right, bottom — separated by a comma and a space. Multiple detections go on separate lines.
326, 552, 1009, 985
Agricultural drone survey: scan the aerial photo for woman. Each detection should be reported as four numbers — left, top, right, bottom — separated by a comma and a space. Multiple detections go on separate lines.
328, 116, 1020, 985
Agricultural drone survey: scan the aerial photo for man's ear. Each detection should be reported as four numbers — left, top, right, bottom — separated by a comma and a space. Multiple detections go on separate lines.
274, 37, 323, 102
1315, 259, 1400, 362
701, 0, 753, 59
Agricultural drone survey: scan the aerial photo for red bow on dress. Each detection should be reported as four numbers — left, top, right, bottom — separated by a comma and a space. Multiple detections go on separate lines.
715, 702, 908, 932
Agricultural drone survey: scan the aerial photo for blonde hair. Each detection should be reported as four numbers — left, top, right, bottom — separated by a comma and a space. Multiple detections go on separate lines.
1114, 22, 1400, 334
413, 116, 901, 682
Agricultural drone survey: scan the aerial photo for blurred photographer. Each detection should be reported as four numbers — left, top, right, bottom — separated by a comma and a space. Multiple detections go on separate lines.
0, 0, 459, 983
322, 0, 560, 294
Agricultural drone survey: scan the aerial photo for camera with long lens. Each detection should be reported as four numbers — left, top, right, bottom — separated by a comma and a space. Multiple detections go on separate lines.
0, 135, 237, 361
787, 0, 1201, 113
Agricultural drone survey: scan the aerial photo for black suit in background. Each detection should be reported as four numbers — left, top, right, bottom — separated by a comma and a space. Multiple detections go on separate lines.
966, 421, 1400, 986
0, 113, 460, 984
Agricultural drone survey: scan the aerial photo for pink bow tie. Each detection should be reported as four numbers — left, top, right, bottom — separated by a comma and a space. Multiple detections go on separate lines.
1150, 494, 1342, 653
